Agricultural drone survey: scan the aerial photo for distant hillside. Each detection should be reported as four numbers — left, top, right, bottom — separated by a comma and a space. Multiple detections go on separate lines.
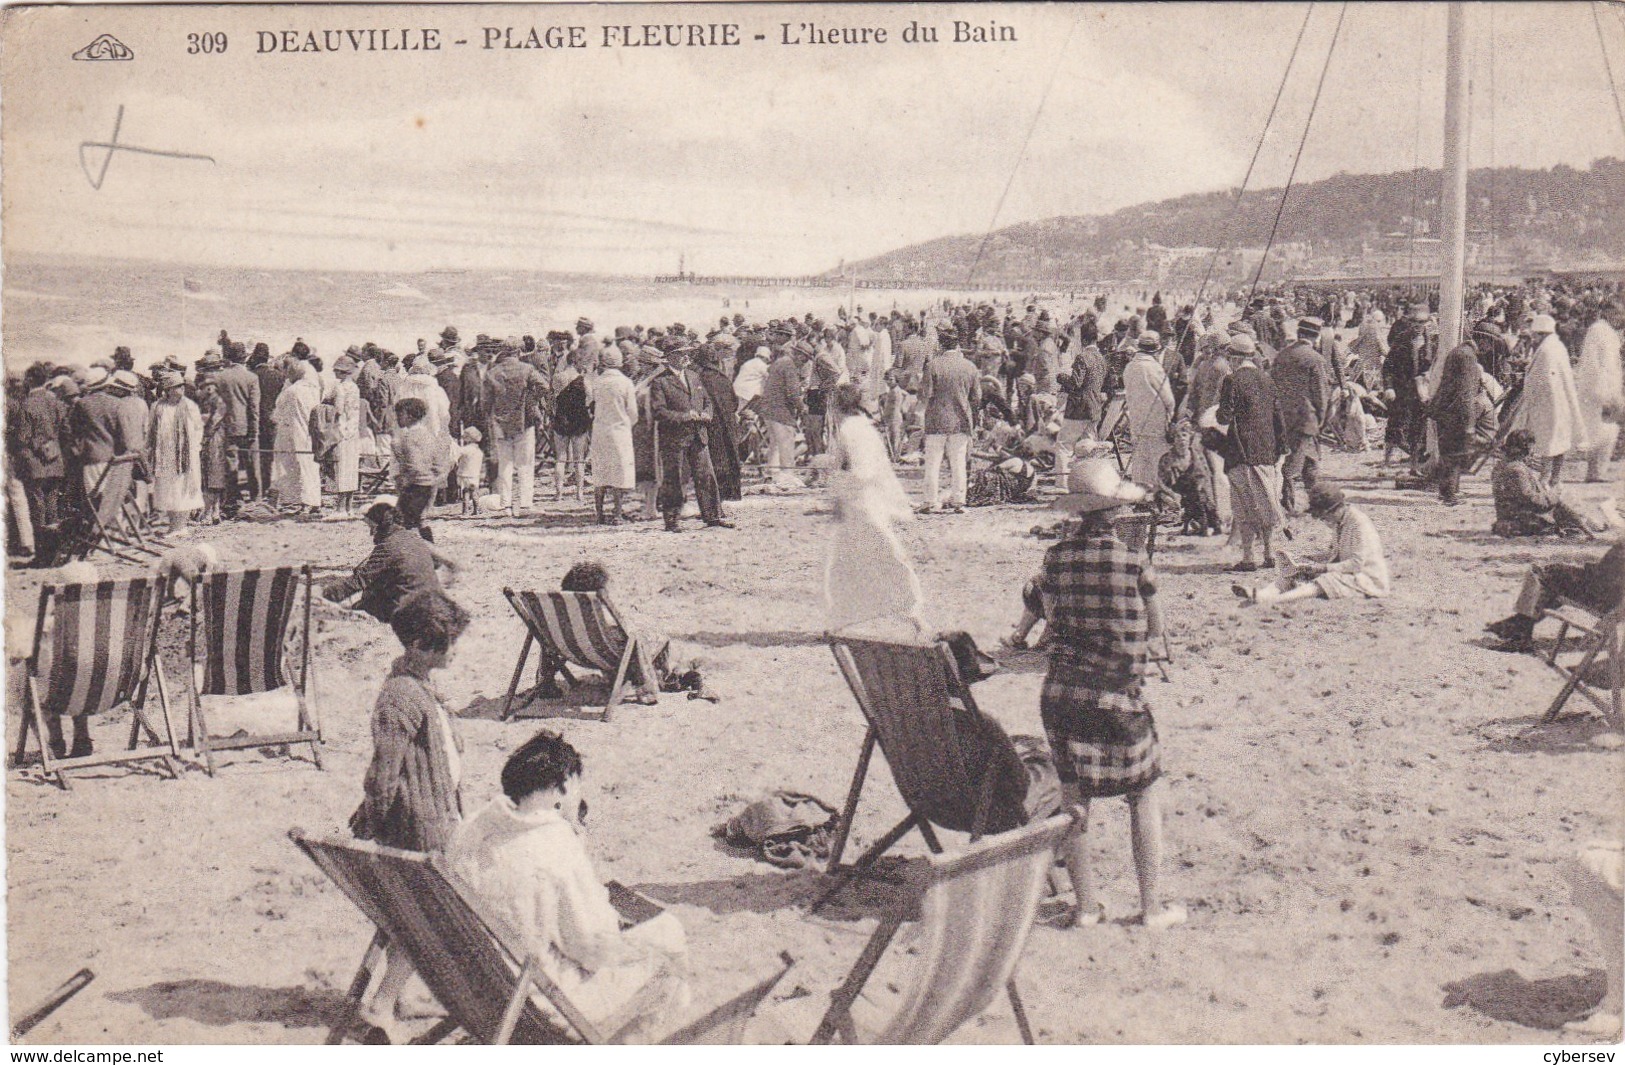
847, 159, 1625, 285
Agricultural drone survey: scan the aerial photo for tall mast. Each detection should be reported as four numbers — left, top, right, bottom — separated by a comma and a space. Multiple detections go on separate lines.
1439, 1, 1470, 351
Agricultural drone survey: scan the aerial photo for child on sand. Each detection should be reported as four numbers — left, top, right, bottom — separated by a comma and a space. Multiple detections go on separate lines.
454, 427, 485, 515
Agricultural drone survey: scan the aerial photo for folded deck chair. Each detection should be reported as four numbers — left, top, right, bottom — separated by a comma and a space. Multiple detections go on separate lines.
187, 565, 323, 774
500, 589, 663, 721
55, 456, 161, 565
11, 577, 182, 790
289, 831, 793, 1045
810, 812, 1075, 1044
1542, 599, 1624, 725
817, 635, 1051, 911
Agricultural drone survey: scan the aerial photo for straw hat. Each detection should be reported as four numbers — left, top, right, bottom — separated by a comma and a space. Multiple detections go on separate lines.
1053, 458, 1148, 513
1530, 313, 1557, 334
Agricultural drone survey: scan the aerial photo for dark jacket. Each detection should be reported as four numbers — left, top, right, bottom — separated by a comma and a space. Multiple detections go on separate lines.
696, 363, 742, 500
255, 363, 285, 439
1270, 340, 1330, 438
436, 365, 464, 437
15, 388, 68, 479
459, 359, 491, 438
649, 366, 714, 446
212, 363, 260, 439
483, 357, 545, 438
1217, 363, 1283, 467
351, 656, 463, 852
1059, 345, 1106, 424
323, 528, 442, 623
759, 353, 804, 427
70, 391, 129, 464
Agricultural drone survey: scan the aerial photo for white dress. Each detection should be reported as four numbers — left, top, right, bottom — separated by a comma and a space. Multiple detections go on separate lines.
824, 414, 927, 634
332, 378, 363, 493
149, 397, 203, 513
272, 377, 323, 508
1577, 319, 1623, 459
589, 368, 638, 490
1123, 353, 1175, 488
1512, 334, 1590, 458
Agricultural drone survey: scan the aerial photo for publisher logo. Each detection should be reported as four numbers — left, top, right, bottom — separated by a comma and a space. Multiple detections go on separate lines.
72, 34, 133, 61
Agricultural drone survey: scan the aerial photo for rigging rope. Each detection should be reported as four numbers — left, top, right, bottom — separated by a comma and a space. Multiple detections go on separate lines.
965, 15, 1080, 284
1592, 1, 1625, 145
1248, 1, 1349, 299
1179, 1, 1315, 338
1488, 3, 1497, 278
1407, 4, 1427, 280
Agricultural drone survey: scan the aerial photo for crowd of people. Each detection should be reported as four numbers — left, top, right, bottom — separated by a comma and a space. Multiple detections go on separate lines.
9, 274, 1625, 1042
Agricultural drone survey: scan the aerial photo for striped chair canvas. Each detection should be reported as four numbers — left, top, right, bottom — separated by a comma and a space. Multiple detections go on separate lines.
56, 455, 161, 566
289, 830, 793, 1045
500, 589, 663, 721
815, 635, 1035, 912
811, 812, 1076, 1045
187, 565, 322, 775
12, 577, 181, 790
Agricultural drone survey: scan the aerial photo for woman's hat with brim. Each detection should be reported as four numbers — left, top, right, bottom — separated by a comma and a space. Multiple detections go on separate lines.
1306, 483, 1347, 516
1053, 458, 1148, 513
1530, 313, 1557, 334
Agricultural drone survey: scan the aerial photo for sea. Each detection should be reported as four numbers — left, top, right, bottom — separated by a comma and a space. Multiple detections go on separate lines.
1, 254, 1193, 373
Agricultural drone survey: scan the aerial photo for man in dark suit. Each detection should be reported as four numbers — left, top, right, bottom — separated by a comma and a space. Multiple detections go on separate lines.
13, 363, 68, 560
252, 348, 284, 500
1270, 318, 1331, 514
648, 341, 731, 533
213, 342, 260, 515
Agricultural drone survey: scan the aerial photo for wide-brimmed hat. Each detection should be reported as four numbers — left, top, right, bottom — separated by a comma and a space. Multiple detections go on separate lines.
153, 369, 185, 391
110, 369, 141, 392
1053, 458, 1148, 513
439, 325, 460, 344
1530, 313, 1557, 334
575, 317, 594, 331
1136, 331, 1161, 352
333, 355, 359, 376
1228, 334, 1258, 356
1306, 483, 1347, 516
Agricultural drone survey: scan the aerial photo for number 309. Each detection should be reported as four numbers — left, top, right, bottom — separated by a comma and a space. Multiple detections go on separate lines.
187, 32, 227, 53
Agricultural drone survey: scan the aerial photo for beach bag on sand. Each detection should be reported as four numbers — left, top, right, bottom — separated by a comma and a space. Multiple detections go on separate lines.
714, 790, 838, 869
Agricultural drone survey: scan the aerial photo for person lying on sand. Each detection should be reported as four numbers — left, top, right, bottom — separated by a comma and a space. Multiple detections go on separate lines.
1233, 484, 1390, 606
448, 729, 690, 1043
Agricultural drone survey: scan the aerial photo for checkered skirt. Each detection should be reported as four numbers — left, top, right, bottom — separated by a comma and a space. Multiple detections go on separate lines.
1039, 672, 1161, 798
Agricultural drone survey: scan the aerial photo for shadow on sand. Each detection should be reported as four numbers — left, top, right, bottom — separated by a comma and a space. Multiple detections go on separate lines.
108, 980, 349, 1031
1441, 968, 1605, 1029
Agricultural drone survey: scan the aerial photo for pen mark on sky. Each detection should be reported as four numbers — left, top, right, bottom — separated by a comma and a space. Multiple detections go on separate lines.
79, 105, 217, 190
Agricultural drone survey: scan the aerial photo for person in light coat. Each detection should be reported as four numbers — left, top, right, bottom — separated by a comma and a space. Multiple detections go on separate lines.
1122, 331, 1176, 489
589, 347, 638, 525
1511, 314, 1590, 486
148, 370, 203, 532
1576, 304, 1624, 484
331, 356, 364, 516
271, 359, 324, 514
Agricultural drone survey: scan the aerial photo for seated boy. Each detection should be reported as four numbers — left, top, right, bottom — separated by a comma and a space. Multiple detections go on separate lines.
448, 730, 690, 1042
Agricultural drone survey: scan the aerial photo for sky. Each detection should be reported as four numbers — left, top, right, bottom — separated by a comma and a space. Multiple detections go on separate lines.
2, 1, 1622, 275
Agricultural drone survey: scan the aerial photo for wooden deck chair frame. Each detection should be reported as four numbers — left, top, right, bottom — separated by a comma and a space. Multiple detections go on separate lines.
810, 812, 1077, 1045
12, 577, 182, 791
59, 455, 159, 564
500, 588, 661, 722
187, 565, 322, 775
816, 635, 1020, 912
1541, 599, 1624, 725
288, 831, 793, 1046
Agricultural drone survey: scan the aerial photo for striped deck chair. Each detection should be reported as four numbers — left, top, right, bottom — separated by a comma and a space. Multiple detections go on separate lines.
55, 455, 159, 565
816, 635, 1046, 912
500, 589, 663, 721
11, 577, 181, 790
810, 812, 1075, 1044
1542, 600, 1624, 726
187, 565, 322, 775
289, 831, 794, 1045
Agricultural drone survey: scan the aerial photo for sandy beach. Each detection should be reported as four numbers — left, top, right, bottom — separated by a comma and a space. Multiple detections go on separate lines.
6, 445, 1621, 1045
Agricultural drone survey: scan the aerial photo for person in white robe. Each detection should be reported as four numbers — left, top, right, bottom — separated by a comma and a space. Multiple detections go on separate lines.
1511, 314, 1589, 486
823, 384, 926, 636
331, 356, 364, 515
1122, 333, 1176, 489
1576, 306, 1624, 483
588, 348, 637, 524
272, 359, 324, 513
449, 731, 689, 1044
148, 370, 203, 532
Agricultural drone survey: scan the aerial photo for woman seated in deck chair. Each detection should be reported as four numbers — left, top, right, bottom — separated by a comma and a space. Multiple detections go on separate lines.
449, 729, 690, 1043
1491, 429, 1600, 539
1483, 537, 1625, 654
529, 561, 706, 701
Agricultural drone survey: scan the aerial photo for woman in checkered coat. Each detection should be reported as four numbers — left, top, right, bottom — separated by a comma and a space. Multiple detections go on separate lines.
1040, 458, 1185, 931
